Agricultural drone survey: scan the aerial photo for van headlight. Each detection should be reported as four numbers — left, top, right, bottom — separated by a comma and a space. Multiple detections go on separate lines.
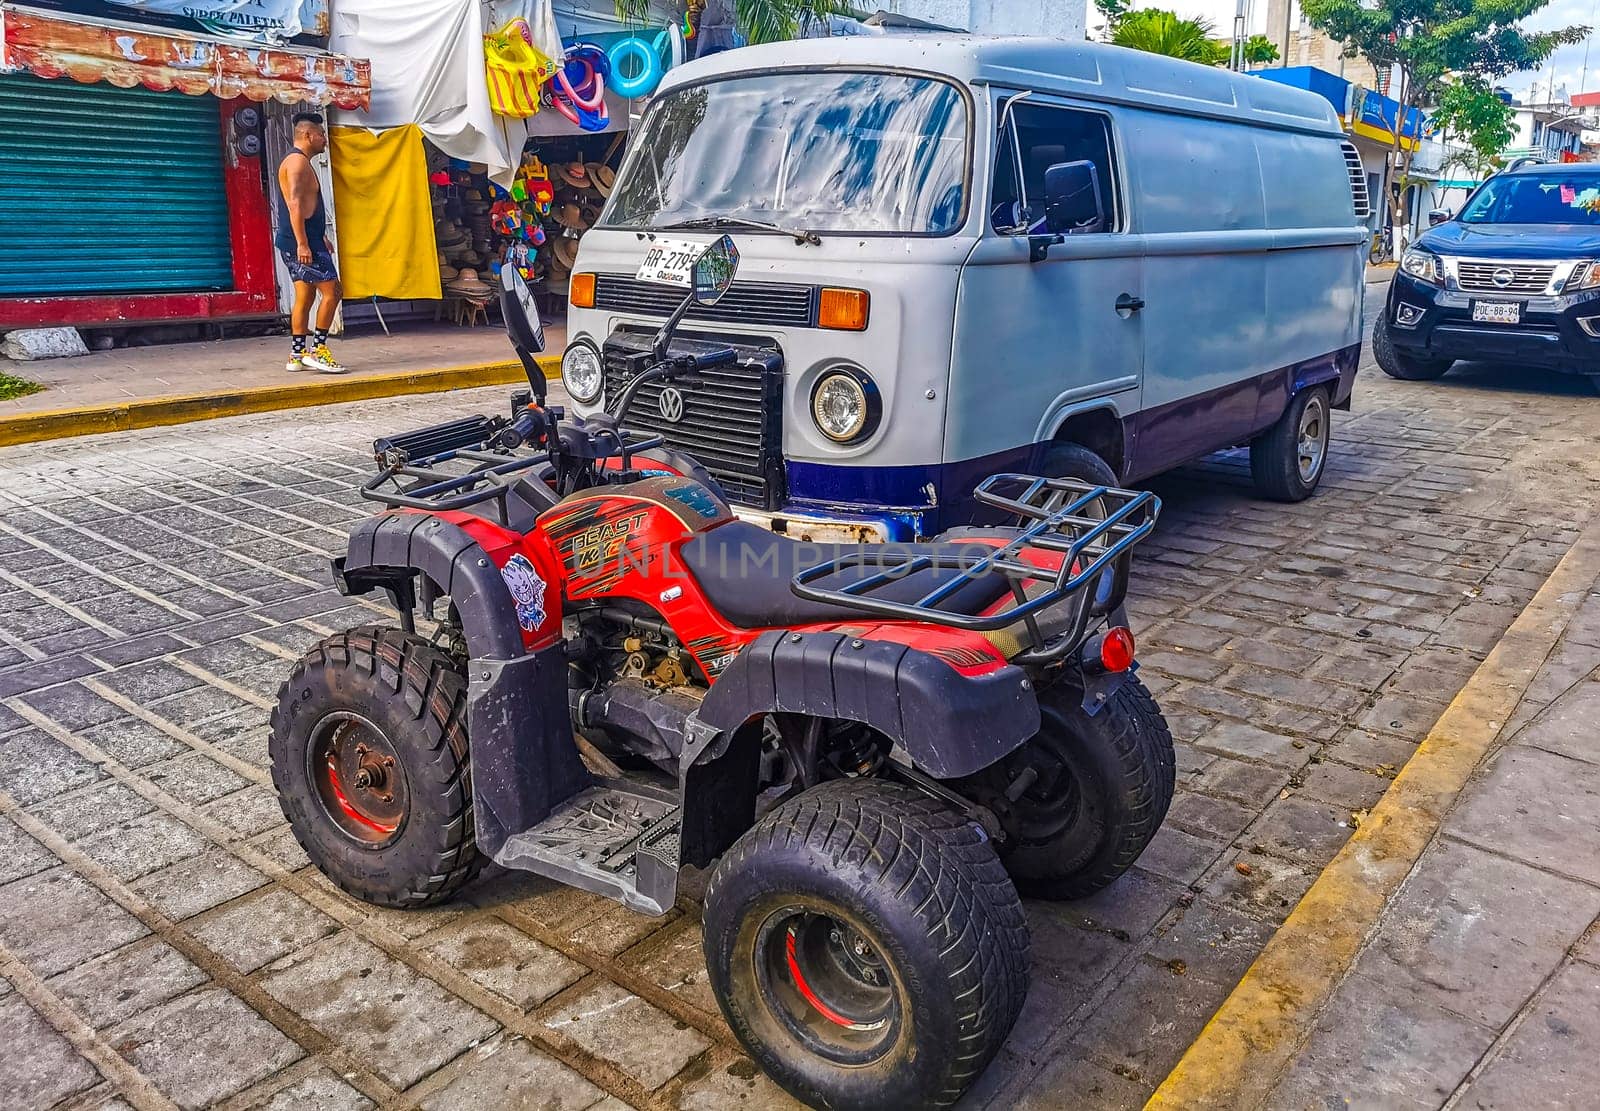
811, 368, 879, 443
1401, 247, 1443, 286
561, 343, 604, 404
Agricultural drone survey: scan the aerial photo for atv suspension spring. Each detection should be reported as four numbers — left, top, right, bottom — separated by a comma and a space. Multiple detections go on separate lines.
827, 723, 886, 778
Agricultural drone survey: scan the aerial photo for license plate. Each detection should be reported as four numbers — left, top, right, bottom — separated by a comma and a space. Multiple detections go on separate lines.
635, 237, 706, 288
1472, 301, 1521, 324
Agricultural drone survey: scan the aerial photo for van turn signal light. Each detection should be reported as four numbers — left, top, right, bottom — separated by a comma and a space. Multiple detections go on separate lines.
818, 287, 869, 331
569, 272, 596, 309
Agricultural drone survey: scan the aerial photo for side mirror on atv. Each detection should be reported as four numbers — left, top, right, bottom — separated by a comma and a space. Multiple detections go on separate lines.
691, 234, 739, 305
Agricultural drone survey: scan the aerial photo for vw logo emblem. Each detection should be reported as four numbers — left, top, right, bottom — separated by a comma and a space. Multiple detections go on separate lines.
1491, 267, 1514, 288
658, 386, 685, 424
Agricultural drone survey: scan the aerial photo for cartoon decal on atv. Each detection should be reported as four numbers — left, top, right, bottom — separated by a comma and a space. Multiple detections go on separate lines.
270, 237, 1175, 1111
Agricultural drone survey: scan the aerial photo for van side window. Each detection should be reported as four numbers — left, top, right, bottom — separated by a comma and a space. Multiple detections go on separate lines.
991, 102, 1119, 235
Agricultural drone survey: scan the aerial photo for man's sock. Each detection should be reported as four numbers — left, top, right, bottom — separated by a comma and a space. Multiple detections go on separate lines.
291, 334, 307, 358
313, 328, 329, 347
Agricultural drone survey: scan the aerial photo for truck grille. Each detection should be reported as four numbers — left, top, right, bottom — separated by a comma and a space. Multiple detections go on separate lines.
594, 274, 815, 328
602, 330, 784, 509
1456, 262, 1556, 295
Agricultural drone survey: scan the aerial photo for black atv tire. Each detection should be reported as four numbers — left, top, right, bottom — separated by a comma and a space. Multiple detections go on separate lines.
270, 625, 479, 908
1373, 316, 1452, 381
1250, 385, 1331, 502
702, 779, 1028, 1111
957, 677, 1174, 900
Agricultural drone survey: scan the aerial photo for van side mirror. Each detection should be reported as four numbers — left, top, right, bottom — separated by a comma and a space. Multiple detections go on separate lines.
1427, 208, 1451, 227
1043, 160, 1105, 235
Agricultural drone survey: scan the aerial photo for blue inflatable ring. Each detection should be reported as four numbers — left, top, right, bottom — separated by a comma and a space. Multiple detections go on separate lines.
608, 35, 662, 99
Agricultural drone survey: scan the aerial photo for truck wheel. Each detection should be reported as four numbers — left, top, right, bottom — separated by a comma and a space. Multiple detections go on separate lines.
702, 779, 1028, 1111
270, 625, 479, 908
956, 677, 1174, 900
1250, 385, 1331, 502
1373, 316, 1452, 380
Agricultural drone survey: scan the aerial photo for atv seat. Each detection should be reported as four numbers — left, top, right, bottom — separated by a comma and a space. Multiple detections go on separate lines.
680, 520, 1014, 629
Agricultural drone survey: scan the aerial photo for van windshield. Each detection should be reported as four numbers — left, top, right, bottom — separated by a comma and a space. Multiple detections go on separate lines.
1459, 172, 1600, 224
600, 71, 969, 236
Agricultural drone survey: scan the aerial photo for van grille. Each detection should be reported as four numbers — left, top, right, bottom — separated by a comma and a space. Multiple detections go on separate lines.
594, 274, 816, 328
602, 330, 784, 509
1456, 262, 1556, 295
1340, 141, 1371, 220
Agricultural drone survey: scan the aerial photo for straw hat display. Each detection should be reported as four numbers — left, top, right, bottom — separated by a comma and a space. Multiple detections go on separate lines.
446, 267, 494, 298
586, 163, 615, 198
553, 202, 587, 231
555, 161, 590, 190
552, 235, 580, 271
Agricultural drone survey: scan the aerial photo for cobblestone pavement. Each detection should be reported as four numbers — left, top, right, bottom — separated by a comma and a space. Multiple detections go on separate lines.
2, 320, 1599, 1110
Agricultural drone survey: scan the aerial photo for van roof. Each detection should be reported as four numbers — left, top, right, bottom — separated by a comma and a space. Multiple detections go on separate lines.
658, 36, 1345, 137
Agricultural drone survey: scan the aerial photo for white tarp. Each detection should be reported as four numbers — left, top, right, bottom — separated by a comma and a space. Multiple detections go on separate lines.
328, 0, 555, 187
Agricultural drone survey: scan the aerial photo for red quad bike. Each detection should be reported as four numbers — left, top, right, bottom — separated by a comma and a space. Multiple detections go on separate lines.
271, 237, 1175, 1110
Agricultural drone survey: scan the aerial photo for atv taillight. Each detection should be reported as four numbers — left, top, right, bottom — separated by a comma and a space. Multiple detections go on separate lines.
1100, 627, 1135, 672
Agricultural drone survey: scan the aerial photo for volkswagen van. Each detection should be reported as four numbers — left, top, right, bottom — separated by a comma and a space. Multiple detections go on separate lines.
559, 36, 1368, 540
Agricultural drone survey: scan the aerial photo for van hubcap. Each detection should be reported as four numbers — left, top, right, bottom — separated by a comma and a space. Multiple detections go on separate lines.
1296, 395, 1328, 483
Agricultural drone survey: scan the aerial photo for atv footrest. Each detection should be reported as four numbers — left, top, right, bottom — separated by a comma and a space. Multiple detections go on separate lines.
492, 778, 682, 916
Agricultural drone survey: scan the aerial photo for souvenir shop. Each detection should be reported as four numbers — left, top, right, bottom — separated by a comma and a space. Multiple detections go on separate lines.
325, 0, 683, 330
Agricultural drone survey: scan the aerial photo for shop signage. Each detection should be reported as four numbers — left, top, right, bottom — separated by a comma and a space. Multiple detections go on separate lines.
21, 0, 330, 43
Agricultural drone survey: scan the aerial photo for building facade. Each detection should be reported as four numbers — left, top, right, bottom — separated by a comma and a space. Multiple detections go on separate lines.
881, 0, 1086, 40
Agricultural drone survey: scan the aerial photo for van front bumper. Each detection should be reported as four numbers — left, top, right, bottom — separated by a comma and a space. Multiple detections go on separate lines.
1388, 271, 1600, 373
733, 504, 928, 543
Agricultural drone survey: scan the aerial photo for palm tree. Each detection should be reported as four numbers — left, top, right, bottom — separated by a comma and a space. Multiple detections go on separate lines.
615, 0, 859, 47
1112, 10, 1229, 65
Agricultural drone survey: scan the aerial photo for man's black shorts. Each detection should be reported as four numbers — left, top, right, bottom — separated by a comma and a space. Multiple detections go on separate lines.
280, 248, 338, 284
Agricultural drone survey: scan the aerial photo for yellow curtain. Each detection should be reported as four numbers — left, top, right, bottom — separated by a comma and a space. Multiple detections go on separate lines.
329, 124, 442, 301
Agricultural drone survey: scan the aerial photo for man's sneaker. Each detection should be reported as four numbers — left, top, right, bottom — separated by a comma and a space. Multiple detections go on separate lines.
285, 354, 306, 372
302, 344, 347, 374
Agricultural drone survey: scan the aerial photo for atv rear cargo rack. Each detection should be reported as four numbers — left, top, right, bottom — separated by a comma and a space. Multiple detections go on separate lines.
791, 474, 1159, 660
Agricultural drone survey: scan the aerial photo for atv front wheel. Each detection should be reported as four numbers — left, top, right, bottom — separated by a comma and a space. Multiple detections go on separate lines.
270, 626, 479, 907
957, 677, 1174, 899
702, 779, 1028, 1110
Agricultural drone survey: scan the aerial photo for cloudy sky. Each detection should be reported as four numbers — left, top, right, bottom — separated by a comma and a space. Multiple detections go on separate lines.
1086, 0, 1600, 101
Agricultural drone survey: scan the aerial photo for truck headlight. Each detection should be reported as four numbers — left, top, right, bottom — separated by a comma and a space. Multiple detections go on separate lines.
561, 343, 604, 404
811, 369, 879, 443
1569, 261, 1600, 291
1400, 247, 1443, 286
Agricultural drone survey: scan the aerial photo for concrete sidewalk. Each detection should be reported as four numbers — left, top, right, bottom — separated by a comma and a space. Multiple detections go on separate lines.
1151, 522, 1600, 1109
1, 321, 561, 418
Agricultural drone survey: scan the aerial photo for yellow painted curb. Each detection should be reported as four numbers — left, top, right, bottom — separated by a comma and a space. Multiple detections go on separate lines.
1147, 518, 1600, 1111
0, 356, 561, 448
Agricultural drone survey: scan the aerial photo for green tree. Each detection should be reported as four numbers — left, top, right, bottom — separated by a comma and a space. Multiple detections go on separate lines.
1430, 78, 1516, 181
1094, 0, 1133, 36
1298, 0, 1585, 247
615, 0, 857, 46
1210, 31, 1280, 66
1112, 10, 1229, 65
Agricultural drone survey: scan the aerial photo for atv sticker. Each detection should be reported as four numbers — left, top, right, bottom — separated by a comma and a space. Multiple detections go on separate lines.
501, 555, 548, 632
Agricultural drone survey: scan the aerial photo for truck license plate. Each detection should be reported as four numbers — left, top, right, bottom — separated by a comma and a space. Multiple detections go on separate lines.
635, 237, 706, 288
1472, 301, 1521, 324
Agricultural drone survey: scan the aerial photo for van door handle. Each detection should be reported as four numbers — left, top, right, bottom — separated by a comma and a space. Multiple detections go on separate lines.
1115, 293, 1145, 316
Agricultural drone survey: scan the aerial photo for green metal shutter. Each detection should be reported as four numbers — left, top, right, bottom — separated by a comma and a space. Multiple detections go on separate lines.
0, 75, 234, 297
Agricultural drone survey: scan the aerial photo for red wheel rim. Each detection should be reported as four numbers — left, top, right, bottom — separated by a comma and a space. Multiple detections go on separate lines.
307, 711, 408, 848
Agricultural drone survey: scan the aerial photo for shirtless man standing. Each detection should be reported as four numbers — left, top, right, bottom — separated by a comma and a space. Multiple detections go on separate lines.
275, 112, 345, 373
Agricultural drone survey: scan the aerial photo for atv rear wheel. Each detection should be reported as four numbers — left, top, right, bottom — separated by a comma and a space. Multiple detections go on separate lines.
270, 626, 479, 908
956, 677, 1174, 899
702, 779, 1028, 1110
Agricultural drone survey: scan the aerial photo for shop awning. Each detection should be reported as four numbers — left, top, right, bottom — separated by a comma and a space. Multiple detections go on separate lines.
0, 5, 370, 108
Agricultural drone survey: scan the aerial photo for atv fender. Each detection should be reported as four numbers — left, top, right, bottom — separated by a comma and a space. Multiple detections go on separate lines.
336, 512, 589, 856
696, 630, 1041, 779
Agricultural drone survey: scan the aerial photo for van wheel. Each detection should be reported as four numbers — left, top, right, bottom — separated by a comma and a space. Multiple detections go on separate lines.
270, 626, 479, 908
954, 677, 1174, 899
702, 779, 1028, 1110
1250, 386, 1330, 502
1373, 316, 1452, 380
1039, 441, 1118, 486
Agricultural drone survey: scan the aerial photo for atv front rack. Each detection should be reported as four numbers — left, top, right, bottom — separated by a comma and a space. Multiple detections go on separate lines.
791, 474, 1160, 660
360, 410, 662, 524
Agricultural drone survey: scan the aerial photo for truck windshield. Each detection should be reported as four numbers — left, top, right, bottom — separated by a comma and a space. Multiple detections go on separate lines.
1459, 173, 1600, 224
601, 71, 968, 236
